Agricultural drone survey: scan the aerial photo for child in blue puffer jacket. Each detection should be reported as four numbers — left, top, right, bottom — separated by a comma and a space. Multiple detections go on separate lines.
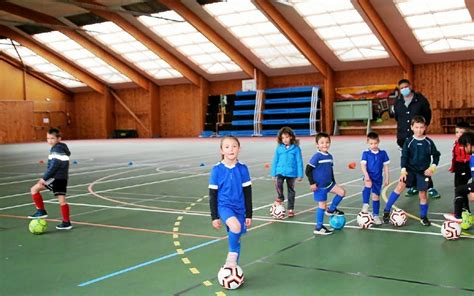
271, 127, 304, 217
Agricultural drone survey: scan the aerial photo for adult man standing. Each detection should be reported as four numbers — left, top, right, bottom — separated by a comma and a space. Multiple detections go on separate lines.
393, 79, 440, 198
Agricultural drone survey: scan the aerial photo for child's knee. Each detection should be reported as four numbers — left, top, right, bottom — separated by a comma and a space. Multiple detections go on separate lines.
228, 223, 241, 234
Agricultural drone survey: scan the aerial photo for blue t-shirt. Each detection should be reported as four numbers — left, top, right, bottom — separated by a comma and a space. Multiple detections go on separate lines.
308, 151, 334, 188
361, 149, 390, 182
208, 161, 251, 213
470, 154, 474, 178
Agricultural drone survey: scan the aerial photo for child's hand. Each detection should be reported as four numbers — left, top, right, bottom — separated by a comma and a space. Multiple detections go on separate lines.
364, 178, 372, 187
296, 177, 303, 182
448, 166, 454, 173
310, 184, 317, 192
245, 218, 252, 227
424, 169, 434, 177
212, 219, 221, 229
272, 177, 276, 182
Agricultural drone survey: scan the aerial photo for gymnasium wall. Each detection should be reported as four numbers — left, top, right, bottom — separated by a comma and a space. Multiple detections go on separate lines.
0, 59, 73, 143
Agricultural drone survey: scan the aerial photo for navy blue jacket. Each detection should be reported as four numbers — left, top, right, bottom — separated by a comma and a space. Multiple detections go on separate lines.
394, 91, 431, 144
43, 142, 71, 180
401, 136, 440, 173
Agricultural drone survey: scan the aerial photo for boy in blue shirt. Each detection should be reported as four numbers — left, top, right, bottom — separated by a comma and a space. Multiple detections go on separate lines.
383, 116, 440, 226
306, 132, 346, 235
28, 128, 72, 230
209, 136, 252, 267
360, 132, 390, 225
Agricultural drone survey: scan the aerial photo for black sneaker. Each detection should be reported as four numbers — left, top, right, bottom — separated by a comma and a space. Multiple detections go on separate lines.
313, 225, 333, 235
420, 217, 431, 226
28, 209, 48, 219
56, 221, 73, 230
383, 211, 390, 224
325, 208, 344, 216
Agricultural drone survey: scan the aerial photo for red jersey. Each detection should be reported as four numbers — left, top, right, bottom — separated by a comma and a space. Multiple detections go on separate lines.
450, 140, 471, 172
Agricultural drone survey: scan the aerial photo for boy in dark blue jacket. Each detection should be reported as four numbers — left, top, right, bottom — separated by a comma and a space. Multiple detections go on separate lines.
383, 116, 440, 226
28, 128, 72, 230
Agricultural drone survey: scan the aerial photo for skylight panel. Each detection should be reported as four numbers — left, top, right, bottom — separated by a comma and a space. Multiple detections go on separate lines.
292, 0, 389, 61
139, 11, 242, 74
34, 31, 130, 84
395, 0, 474, 53
83, 22, 182, 80
0, 39, 86, 88
204, 0, 310, 68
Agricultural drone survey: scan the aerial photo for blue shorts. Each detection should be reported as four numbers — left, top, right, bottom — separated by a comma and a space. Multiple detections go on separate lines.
218, 207, 246, 235
364, 176, 382, 196
313, 182, 336, 202
405, 172, 430, 191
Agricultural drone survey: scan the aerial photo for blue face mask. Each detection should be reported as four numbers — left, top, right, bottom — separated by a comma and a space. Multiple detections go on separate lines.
400, 87, 411, 97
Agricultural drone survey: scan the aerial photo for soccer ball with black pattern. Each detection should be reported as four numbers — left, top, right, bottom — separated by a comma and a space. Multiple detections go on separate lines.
217, 265, 244, 289
357, 211, 374, 229
390, 209, 407, 227
441, 220, 461, 240
270, 203, 286, 219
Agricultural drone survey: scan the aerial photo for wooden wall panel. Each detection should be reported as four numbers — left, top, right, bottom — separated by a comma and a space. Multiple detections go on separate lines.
160, 84, 205, 137
74, 91, 111, 139
209, 79, 242, 96
334, 66, 402, 87
0, 59, 74, 141
114, 88, 152, 137
0, 101, 34, 143
415, 60, 474, 133
267, 73, 324, 88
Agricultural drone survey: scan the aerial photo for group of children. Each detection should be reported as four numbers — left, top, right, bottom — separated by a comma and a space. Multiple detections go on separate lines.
207, 116, 473, 268
28, 119, 473, 270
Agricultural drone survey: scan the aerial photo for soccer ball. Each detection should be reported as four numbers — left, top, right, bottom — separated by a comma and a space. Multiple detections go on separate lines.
390, 209, 407, 227
329, 215, 346, 230
270, 203, 286, 219
29, 219, 47, 234
441, 221, 461, 240
217, 265, 244, 289
357, 211, 374, 229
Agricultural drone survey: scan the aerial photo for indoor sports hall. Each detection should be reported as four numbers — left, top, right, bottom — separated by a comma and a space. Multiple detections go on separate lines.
0, 1, 473, 295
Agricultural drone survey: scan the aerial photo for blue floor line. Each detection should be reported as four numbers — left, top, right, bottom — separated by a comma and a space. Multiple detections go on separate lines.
78, 238, 221, 287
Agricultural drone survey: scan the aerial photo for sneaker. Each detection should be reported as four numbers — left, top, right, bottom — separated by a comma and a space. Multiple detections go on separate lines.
443, 213, 462, 223
383, 211, 390, 224
428, 188, 441, 199
373, 216, 382, 225
405, 188, 418, 196
288, 209, 295, 217
313, 225, 333, 235
361, 203, 370, 213
420, 216, 431, 226
325, 208, 344, 216
224, 252, 238, 268
56, 221, 73, 230
461, 211, 471, 225
28, 209, 48, 219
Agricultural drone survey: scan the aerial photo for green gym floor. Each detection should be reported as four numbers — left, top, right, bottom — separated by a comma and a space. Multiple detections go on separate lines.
0, 135, 473, 296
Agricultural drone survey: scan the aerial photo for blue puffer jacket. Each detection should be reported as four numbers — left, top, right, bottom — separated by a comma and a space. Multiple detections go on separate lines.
43, 142, 71, 180
271, 144, 304, 178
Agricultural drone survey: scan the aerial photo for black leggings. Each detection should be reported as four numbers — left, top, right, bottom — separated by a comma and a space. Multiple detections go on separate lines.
454, 182, 473, 218
275, 176, 296, 210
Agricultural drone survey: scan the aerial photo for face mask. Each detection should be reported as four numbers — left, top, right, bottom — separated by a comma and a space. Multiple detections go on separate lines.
400, 87, 411, 97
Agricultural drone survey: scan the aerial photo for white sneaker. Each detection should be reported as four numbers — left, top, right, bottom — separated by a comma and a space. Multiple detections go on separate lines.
313, 225, 333, 235
225, 252, 238, 267
443, 213, 462, 223
361, 203, 370, 213
373, 216, 382, 225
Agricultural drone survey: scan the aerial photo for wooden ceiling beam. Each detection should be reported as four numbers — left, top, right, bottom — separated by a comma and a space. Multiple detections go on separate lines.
253, 0, 331, 79
0, 25, 106, 94
0, 1, 152, 90
158, 0, 265, 81
79, 4, 203, 86
357, 0, 413, 81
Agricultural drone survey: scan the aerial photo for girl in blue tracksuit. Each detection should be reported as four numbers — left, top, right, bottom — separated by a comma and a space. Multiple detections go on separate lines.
271, 127, 304, 217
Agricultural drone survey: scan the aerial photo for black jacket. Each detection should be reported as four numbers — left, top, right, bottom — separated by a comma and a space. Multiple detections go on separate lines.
43, 142, 71, 180
394, 91, 432, 145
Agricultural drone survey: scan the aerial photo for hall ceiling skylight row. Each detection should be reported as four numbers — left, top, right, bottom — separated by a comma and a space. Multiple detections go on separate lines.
33, 31, 131, 84
203, 0, 311, 68
83, 21, 183, 79
395, 0, 474, 53
0, 39, 86, 88
291, 0, 389, 61
139, 11, 242, 74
